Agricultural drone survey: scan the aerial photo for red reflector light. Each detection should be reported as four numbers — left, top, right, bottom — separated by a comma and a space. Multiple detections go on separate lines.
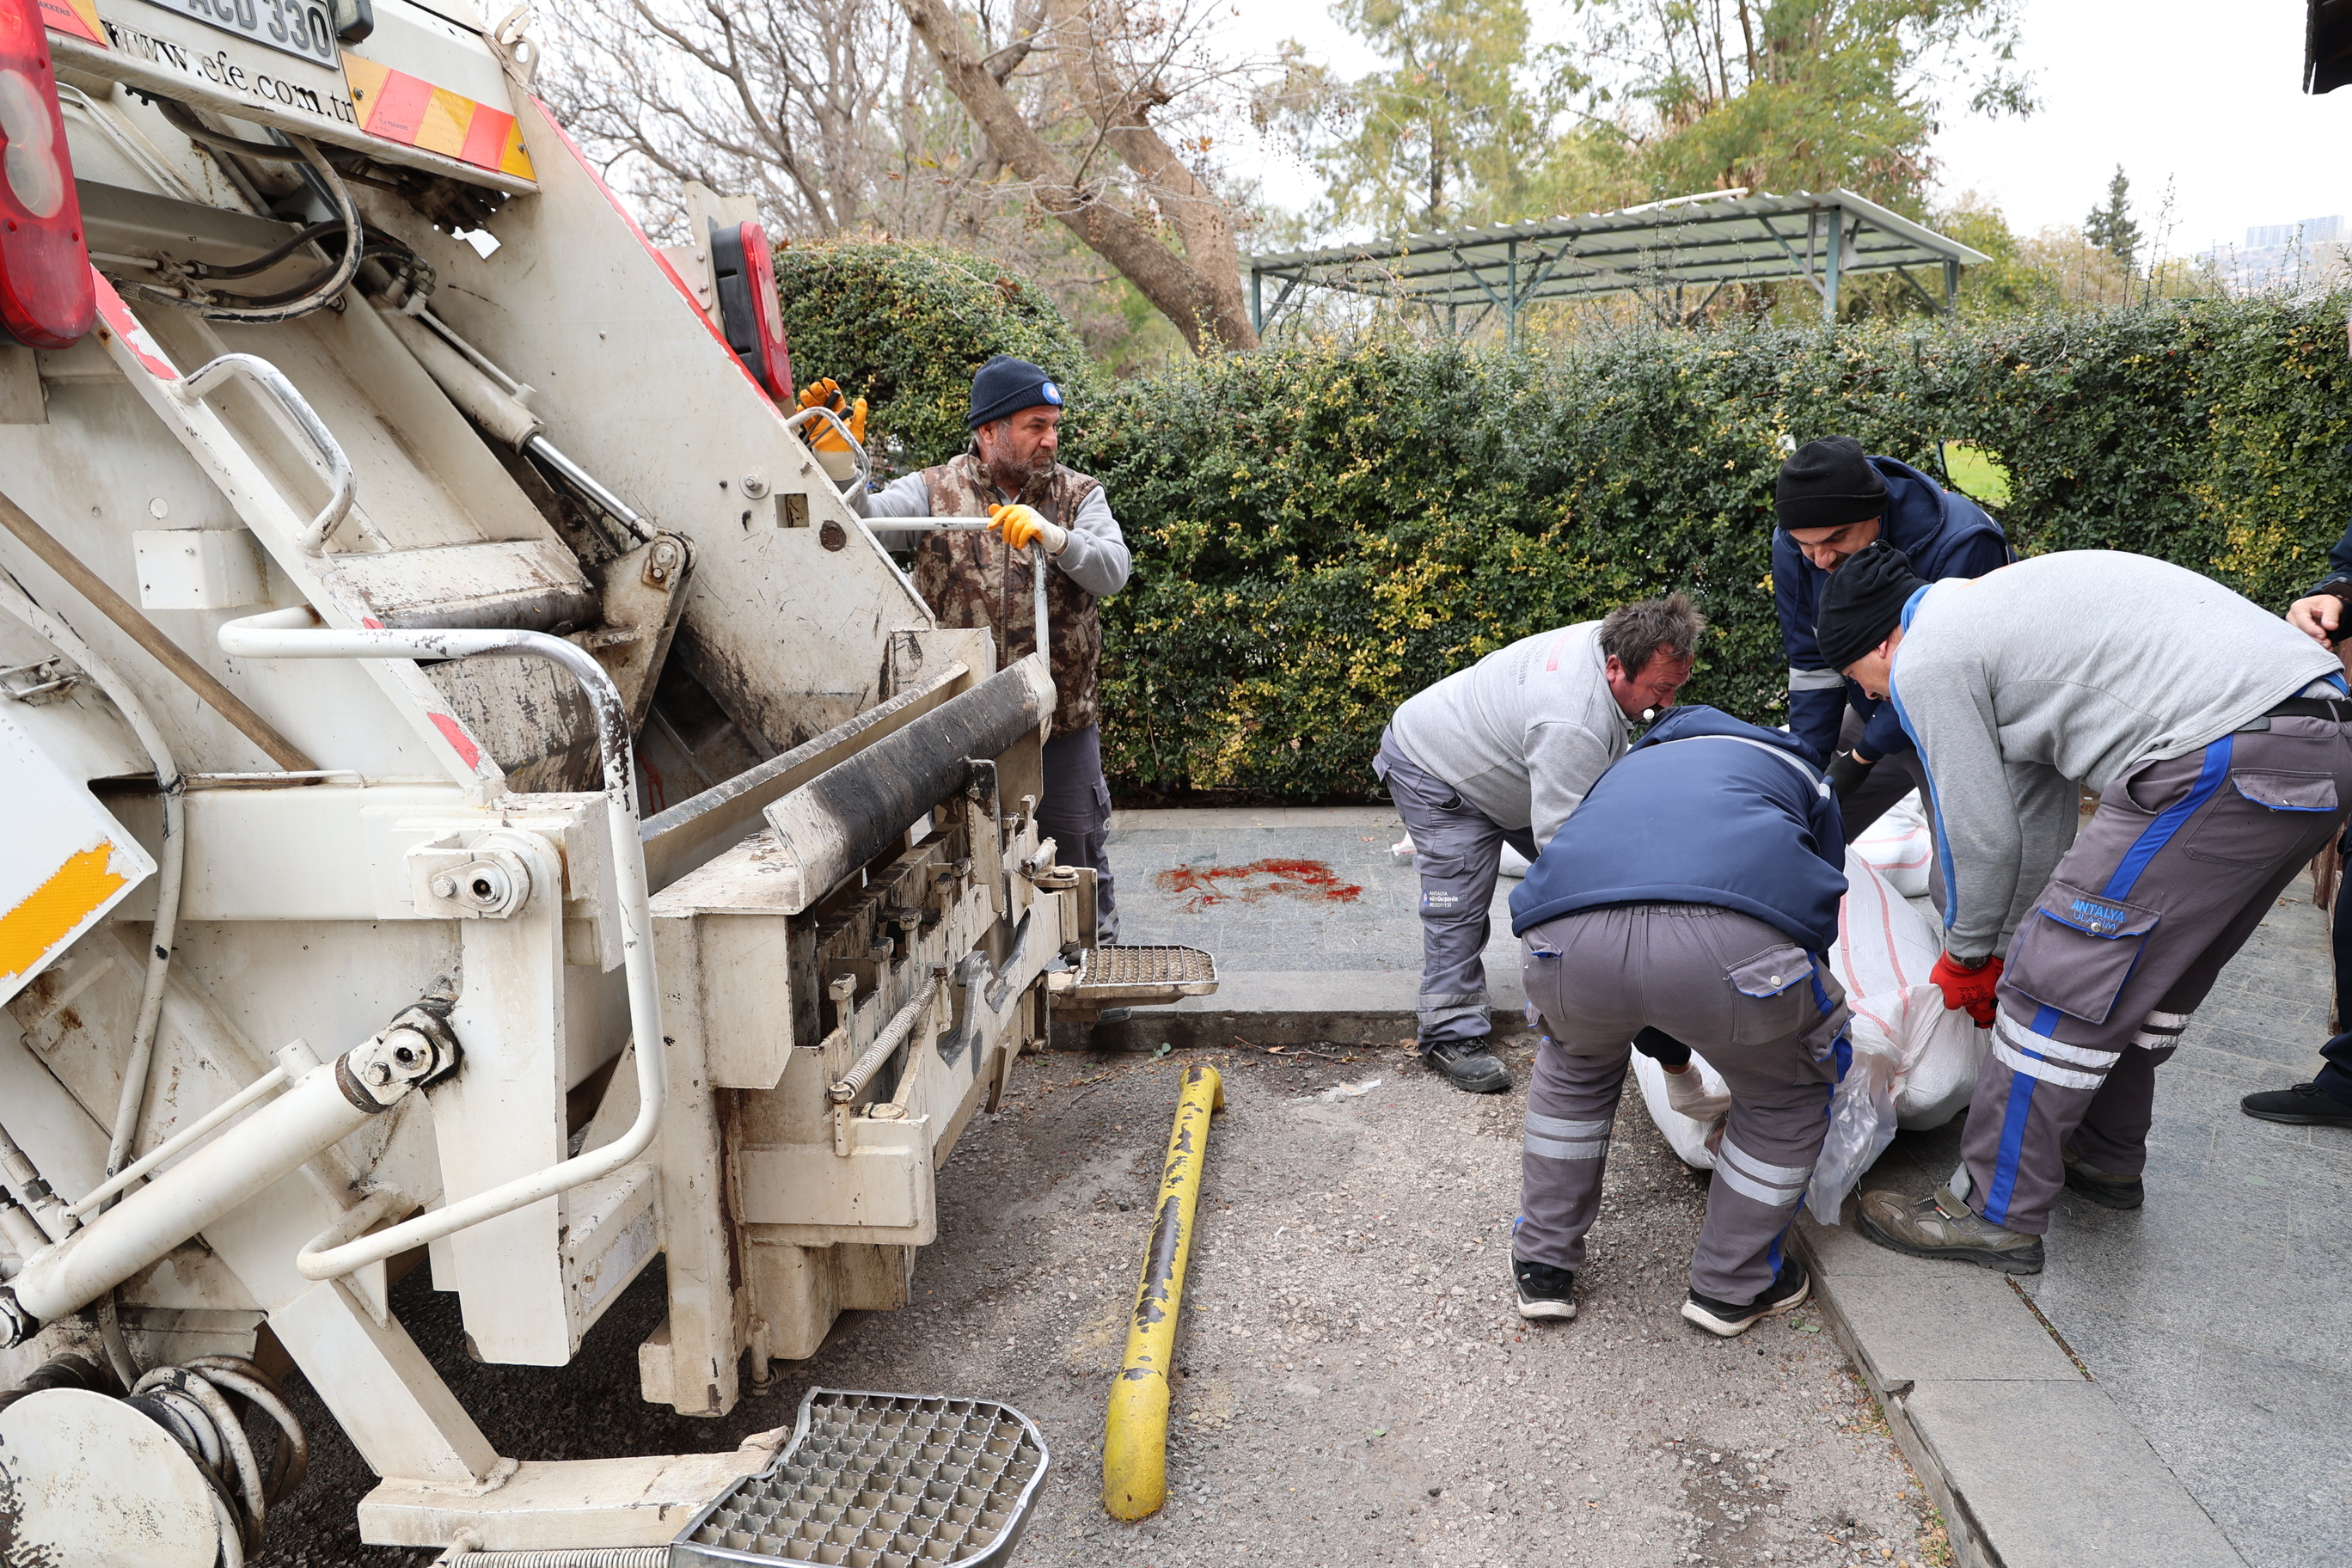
709, 218, 793, 404
0, 0, 93, 349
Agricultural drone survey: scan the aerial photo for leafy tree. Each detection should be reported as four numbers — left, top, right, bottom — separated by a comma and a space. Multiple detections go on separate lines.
1579, 0, 2037, 212
1287, 0, 1599, 232
2083, 164, 2141, 274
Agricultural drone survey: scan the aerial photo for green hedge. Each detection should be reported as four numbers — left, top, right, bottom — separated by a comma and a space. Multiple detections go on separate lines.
1063, 297, 2352, 799
771, 242, 1096, 475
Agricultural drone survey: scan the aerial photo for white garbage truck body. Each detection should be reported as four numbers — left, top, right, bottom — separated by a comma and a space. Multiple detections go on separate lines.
0, 0, 1198, 1555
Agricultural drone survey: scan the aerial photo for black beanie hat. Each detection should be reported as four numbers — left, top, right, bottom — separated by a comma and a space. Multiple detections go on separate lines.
1777, 436, 1889, 531
1814, 541, 1928, 671
968, 354, 1063, 429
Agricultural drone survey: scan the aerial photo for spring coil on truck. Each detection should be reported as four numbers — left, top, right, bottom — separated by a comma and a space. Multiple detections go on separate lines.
1, 1350, 308, 1563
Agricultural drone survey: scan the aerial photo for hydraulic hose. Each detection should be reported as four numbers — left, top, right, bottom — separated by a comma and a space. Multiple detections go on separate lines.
135, 130, 364, 324
0, 572, 188, 1237
1103, 1062, 1224, 1521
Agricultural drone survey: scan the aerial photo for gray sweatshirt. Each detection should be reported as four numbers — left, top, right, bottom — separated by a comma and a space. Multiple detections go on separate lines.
853, 471, 1131, 597
1892, 550, 2341, 958
1387, 622, 1632, 844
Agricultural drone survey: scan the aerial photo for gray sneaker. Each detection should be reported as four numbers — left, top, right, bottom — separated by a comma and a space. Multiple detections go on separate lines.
1856, 1186, 2044, 1275
2061, 1148, 2143, 1210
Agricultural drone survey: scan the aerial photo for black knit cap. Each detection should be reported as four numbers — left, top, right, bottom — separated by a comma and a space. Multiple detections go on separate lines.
1777, 435, 1889, 531
968, 354, 1064, 429
1814, 541, 1928, 671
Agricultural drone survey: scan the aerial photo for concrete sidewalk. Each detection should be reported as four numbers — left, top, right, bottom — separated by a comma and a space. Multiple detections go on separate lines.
1095, 805, 1523, 1045
1810, 892, 2350, 1568
1099, 805, 2352, 1568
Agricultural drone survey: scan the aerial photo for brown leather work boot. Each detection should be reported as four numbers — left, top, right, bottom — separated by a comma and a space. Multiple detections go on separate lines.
1856, 1186, 2043, 1275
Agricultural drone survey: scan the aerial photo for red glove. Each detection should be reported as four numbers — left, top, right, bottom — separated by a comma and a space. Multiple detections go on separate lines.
1930, 952, 2003, 1026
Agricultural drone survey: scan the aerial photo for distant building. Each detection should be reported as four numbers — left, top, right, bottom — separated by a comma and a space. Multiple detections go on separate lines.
2198, 215, 2349, 294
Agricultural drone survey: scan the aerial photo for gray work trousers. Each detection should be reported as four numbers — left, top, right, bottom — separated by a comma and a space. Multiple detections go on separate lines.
1515, 903, 1848, 1304
1963, 716, 2352, 1234
1039, 723, 1116, 943
1375, 729, 1537, 1048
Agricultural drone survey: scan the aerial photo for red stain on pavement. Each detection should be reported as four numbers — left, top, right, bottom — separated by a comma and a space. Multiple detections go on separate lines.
1153, 857, 1364, 912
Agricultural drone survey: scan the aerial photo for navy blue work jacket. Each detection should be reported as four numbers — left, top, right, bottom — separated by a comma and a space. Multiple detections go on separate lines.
1509, 705, 1848, 955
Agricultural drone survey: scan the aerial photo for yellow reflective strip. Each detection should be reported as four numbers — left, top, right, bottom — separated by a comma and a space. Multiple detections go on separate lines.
0, 843, 129, 982
414, 87, 475, 159
340, 53, 395, 133
497, 118, 536, 181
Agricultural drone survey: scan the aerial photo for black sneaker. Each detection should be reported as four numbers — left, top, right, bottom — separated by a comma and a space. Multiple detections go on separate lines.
1512, 1257, 1576, 1321
2241, 1081, 2352, 1127
1424, 1038, 1510, 1093
1681, 1257, 1810, 1338
2061, 1148, 2144, 1209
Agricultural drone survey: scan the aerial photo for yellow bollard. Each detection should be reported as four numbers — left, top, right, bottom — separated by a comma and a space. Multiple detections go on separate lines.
1102, 1060, 1224, 1520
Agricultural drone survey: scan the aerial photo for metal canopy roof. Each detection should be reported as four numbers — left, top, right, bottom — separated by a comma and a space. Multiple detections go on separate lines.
1246, 187, 1994, 340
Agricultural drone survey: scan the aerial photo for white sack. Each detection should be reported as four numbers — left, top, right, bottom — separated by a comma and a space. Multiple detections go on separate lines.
1630, 1051, 1731, 1169
1853, 789, 1933, 897
1832, 847, 1988, 1133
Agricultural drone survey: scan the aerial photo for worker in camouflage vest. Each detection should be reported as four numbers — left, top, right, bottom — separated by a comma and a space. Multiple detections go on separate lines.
810, 355, 1133, 941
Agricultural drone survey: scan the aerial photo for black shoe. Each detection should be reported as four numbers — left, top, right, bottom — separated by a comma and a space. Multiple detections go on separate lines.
1512, 1257, 1576, 1321
1424, 1038, 1510, 1093
2061, 1148, 2144, 1209
2241, 1081, 2352, 1127
1681, 1258, 1810, 1338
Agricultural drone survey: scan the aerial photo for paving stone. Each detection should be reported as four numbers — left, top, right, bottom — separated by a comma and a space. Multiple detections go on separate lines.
1898, 1379, 2240, 1568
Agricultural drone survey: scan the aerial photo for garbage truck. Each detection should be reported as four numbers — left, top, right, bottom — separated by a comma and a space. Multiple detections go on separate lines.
0, 0, 1210, 1557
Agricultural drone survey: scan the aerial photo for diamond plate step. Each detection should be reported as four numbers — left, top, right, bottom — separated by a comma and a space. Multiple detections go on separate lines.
1051, 944, 1218, 1008
669, 1388, 1048, 1565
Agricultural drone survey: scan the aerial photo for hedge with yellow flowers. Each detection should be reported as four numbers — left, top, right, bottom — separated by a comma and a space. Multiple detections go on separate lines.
1063, 297, 2352, 799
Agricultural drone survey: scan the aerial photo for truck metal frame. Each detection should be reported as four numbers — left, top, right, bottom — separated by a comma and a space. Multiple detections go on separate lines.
0, 1, 1205, 1558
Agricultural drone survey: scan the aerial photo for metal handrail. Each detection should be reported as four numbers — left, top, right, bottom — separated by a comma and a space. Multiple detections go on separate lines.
925, 520, 1050, 659
784, 404, 872, 493
217, 608, 667, 1280
173, 353, 355, 555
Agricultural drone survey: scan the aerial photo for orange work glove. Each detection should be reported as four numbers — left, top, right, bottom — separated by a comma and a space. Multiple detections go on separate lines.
988, 502, 1068, 556
1929, 952, 2003, 1026
794, 377, 866, 453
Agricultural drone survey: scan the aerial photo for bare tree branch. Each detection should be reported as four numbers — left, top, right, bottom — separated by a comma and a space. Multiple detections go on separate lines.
897, 0, 1258, 351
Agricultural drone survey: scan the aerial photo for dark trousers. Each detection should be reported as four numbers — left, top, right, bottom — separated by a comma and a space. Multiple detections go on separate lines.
1963, 718, 2352, 1234
1835, 707, 1935, 847
2320, 856, 2352, 1100
1039, 723, 1115, 943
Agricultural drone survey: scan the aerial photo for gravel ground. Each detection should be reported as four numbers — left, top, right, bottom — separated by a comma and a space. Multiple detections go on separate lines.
259, 1036, 1949, 1568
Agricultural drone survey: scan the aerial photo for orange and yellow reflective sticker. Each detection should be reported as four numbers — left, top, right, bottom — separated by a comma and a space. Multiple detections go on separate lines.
342, 52, 534, 180
0, 843, 129, 985
37, 0, 106, 46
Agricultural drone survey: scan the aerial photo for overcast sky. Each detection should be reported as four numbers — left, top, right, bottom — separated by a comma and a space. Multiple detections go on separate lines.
1216, 0, 2352, 257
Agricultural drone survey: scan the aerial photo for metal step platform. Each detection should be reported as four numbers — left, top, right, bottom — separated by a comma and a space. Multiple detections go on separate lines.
669, 1388, 1048, 1565
1050, 945, 1218, 1009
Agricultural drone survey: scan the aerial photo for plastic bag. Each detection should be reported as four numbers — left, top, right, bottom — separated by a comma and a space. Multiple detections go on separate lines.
1853, 789, 1933, 898
1806, 1040, 1897, 1221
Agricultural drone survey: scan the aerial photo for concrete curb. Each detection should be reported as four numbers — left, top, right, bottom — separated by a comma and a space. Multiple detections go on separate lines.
1792, 1214, 2245, 1568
